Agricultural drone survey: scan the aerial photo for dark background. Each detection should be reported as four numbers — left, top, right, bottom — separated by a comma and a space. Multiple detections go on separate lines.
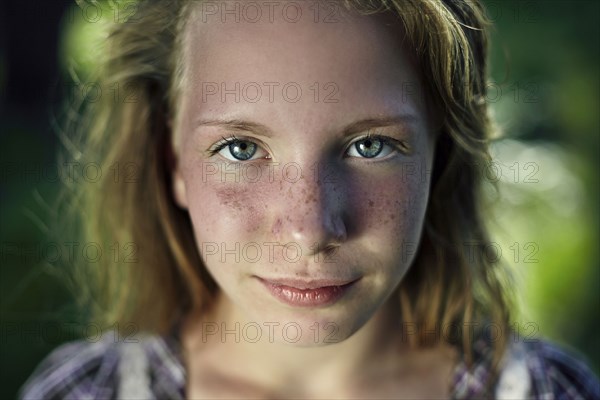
1, 1, 599, 398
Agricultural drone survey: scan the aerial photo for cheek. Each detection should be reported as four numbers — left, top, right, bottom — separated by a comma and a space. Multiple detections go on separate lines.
182, 165, 275, 239
353, 169, 430, 245
181, 177, 273, 288
213, 186, 264, 233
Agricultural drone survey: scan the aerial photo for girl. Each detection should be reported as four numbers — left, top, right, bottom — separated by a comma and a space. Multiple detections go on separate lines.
20, 0, 599, 398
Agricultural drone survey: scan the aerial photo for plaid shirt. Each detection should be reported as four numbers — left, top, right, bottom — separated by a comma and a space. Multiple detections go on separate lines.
19, 329, 600, 399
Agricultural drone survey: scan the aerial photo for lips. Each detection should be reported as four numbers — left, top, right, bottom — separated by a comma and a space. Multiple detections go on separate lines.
259, 277, 358, 290
256, 276, 360, 307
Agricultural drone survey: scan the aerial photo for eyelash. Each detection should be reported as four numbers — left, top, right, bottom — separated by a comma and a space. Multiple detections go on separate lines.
207, 133, 408, 160
208, 135, 242, 156
348, 133, 408, 158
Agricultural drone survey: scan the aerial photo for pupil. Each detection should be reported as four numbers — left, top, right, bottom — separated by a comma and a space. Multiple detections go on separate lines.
357, 138, 382, 158
229, 140, 256, 160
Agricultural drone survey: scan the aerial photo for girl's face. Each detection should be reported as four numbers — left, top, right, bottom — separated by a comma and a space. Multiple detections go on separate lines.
173, 4, 435, 346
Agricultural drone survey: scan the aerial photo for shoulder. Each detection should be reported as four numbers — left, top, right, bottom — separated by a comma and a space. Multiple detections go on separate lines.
18, 334, 120, 399
453, 337, 599, 399
518, 339, 600, 399
18, 331, 186, 400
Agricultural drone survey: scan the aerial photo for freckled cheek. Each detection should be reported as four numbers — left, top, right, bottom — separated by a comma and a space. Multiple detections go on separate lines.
354, 177, 429, 239
184, 177, 276, 239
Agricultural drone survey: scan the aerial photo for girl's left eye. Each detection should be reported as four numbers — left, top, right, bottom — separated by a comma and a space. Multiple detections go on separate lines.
346, 136, 396, 159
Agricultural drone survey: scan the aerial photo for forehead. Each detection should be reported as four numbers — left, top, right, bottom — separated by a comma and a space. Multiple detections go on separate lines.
179, 2, 426, 129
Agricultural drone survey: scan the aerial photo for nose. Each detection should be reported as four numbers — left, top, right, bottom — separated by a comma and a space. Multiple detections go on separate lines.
271, 165, 348, 258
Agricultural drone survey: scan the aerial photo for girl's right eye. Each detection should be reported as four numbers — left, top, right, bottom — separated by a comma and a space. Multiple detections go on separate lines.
222, 140, 257, 161
210, 137, 270, 161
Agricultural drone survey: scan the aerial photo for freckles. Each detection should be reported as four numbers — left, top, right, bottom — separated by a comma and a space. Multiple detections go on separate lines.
271, 218, 282, 235
247, 206, 261, 232
216, 187, 245, 211
302, 187, 317, 205
381, 200, 401, 227
361, 194, 388, 229
214, 185, 264, 233
361, 195, 406, 229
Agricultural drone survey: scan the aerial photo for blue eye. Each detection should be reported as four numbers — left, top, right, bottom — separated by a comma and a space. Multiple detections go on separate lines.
210, 136, 269, 161
225, 140, 257, 160
346, 136, 395, 159
209, 134, 405, 161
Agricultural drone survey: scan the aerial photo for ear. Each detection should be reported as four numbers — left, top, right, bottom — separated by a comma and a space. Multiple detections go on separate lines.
172, 164, 189, 209
166, 130, 189, 210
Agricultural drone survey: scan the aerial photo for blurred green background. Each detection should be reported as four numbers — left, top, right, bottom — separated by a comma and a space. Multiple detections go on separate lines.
1, 0, 598, 398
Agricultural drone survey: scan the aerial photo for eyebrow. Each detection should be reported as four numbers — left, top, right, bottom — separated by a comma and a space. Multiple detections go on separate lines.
341, 115, 418, 136
194, 115, 418, 138
195, 118, 274, 138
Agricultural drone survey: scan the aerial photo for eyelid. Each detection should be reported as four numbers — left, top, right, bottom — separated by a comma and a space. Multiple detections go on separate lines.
207, 135, 240, 155
345, 132, 410, 158
207, 134, 270, 160
206, 131, 410, 160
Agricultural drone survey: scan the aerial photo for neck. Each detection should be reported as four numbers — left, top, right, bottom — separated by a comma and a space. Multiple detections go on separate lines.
182, 291, 415, 396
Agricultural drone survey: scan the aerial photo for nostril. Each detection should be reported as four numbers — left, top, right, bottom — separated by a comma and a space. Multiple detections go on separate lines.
322, 243, 340, 255
331, 215, 348, 243
309, 242, 344, 263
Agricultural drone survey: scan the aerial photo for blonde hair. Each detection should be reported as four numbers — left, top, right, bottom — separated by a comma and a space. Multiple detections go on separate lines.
60, 0, 512, 382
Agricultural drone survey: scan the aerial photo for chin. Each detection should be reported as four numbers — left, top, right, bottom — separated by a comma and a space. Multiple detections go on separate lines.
243, 307, 370, 347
